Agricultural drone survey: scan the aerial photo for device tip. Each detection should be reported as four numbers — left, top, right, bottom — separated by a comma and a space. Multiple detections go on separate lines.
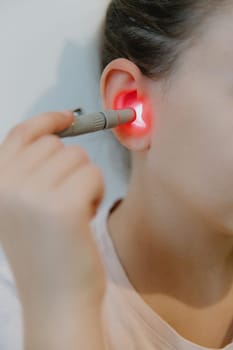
130, 107, 137, 122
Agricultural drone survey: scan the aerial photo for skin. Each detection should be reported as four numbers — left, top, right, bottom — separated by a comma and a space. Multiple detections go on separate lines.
0, 111, 106, 349
101, 4, 233, 349
2, 4, 233, 350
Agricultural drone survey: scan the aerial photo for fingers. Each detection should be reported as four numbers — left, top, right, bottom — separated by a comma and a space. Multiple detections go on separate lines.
55, 164, 105, 220
0, 110, 105, 222
0, 135, 65, 184
26, 144, 90, 192
0, 111, 74, 164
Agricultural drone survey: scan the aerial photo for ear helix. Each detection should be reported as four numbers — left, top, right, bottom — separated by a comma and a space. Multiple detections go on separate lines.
114, 91, 151, 137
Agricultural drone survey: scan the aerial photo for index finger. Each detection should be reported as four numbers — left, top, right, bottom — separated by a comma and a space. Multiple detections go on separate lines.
1, 111, 74, 157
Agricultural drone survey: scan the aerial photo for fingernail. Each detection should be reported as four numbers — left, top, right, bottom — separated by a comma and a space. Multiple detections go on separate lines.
62, 110, 74, 117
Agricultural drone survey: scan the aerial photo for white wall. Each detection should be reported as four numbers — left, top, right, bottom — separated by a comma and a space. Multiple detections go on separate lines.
0, 0, 129, 207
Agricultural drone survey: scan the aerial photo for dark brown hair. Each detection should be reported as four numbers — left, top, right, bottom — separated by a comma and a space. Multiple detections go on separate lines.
100, 0, 224, 80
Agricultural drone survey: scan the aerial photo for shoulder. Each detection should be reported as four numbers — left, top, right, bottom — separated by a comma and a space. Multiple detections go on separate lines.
90, 197, 122, 268
91, 197, 123, 236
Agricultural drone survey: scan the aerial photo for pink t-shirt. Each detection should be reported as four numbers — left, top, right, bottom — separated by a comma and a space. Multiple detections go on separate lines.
91, 197, 233, 350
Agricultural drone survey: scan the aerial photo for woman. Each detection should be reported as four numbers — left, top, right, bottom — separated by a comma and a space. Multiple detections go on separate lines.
1, 0, 233, 349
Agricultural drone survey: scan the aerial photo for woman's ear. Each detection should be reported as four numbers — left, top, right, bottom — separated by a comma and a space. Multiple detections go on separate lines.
100, 58, 152, 151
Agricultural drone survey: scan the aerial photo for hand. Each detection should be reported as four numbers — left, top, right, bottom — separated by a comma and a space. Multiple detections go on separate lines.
0, 111, 107, 349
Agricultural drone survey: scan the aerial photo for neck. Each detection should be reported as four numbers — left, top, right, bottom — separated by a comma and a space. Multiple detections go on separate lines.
108, 169, 233, 307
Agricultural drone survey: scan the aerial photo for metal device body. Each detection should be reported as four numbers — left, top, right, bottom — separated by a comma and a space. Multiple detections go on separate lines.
56, 108, 136, 138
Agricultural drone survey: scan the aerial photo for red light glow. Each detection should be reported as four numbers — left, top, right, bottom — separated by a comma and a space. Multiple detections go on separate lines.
114, 91, 151, 137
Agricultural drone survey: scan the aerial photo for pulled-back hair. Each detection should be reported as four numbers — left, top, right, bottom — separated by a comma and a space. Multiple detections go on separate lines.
100, 0, 224, 79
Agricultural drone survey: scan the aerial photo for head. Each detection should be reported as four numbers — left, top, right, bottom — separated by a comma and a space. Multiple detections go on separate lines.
100, 0, 233, 234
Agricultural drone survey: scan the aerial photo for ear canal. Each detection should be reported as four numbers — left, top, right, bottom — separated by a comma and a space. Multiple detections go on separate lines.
114, 90, 151, 137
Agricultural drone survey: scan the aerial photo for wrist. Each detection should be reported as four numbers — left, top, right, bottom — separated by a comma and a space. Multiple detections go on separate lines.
22, 290, 104, 320
20, 282, 105, 312
23, 299, 105, 350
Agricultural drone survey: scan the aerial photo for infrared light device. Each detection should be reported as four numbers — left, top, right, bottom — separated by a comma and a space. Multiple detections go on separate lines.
56, 108, 136, 138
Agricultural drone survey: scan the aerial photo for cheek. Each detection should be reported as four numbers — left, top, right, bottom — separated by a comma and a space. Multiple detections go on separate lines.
148, 90, 233, 231
114, 91, 152, 137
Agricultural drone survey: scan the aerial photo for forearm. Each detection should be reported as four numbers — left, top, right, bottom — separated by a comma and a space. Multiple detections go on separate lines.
23, 300, 106, 350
